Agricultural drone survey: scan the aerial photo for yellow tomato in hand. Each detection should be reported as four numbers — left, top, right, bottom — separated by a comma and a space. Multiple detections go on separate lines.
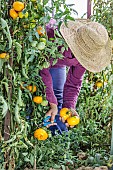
67, 116, 80, 126
60, 108, 72, 120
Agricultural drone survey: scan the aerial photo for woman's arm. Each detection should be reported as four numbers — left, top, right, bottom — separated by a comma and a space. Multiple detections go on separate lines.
63, 62, 86, 109
40, 68, 58, 105
40, 68, 58, 123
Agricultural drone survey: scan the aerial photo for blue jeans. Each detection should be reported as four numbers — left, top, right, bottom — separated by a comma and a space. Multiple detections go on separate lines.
50, 67, 66, 113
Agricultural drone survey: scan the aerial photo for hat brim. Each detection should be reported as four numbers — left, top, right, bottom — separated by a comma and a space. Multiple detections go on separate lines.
60, 20, 112, 73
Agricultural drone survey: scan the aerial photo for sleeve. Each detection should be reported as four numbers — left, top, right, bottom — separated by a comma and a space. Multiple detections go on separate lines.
63, 63, 86, 109
46, 26, 55, 39
40, 68, 58, 105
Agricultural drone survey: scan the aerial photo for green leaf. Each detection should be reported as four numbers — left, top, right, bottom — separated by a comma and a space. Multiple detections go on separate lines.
2, 81, 9, 96
35, 32, 39, 39
61, 165, 65, 170
7, 64, 16, 84
24, 157, 30, 162
22, 63, 29, 79
50, 47, 57, 55
65, 15, 75, 20
22, 153, 28, 156
14, 42, 22, 63
1, 18, 12, 49
14, 104, 21, 124
52, 59, 58, 65
56, 53, 63, 59
30, 154, 34, 166
18, 88, 23, 107
0, 59, 4, 71
37, 149, 43, 163
43, 0, 49, 5
28, 55, 35, 63
29, 35, 33, 42
1, 18, 7, 28
61, 47, 65, 53
0, 96, 8, 118
110, 119, 113, 155
66, 3, 75, 7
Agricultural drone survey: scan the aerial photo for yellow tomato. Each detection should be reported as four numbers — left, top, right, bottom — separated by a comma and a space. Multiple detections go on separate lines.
27, 85, 37, 93
67, 116, 80, 126
95, 80, 103, 88
0, 53, 9, 59
24, 12, 28, 18
18, 11, 24, 18
0, 53, 7, 59
34, 128, 48, 140
60, 108, 72, 120
33, 96, 43, 104
13, 1, 24, 12
9, 9, 18, 19
19, 11, 28, 18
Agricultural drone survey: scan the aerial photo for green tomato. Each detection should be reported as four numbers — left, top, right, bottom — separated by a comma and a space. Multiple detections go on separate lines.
24, 12, 28, 18
19, 12, 24, 18
43, 62, 50, 68
40, 38, 46, 44
31, 41, 37, 47
37, 42, 45, 50
41, 100, 48, 106
19, 11, 28, 19
29, 23, 36, 28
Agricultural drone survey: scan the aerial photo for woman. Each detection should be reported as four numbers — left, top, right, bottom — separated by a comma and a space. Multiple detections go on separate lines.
40, 19, 112, 128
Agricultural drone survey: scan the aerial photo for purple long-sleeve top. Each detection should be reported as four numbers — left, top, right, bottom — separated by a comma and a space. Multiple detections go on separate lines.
40, 25, 86, 109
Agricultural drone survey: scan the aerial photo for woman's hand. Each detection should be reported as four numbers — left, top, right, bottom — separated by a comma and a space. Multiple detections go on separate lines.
45, 103, 58, 127
60, 108, 79, 128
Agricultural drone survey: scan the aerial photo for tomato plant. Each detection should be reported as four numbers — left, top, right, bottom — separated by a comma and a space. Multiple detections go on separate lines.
0, 0, 112, 169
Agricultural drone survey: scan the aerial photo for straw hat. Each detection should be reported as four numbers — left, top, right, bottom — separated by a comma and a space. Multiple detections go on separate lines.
60, 20, 112, 73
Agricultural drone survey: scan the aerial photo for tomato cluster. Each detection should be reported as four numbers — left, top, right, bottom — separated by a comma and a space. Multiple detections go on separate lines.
60, 108, 80, 126
9, 1, 25, 19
